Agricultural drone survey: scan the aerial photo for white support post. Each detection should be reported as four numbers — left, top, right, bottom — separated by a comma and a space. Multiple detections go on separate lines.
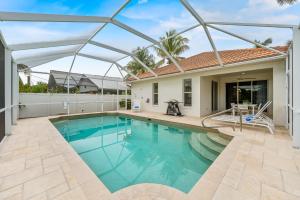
67, 55, 77, 115
206, 21, 295, 29
292, 27, 300, 148
180, 0, 223, 67
125, 86, 128, 110
88, 40, 158, 77
207, 24, 287, 56
67, 72, 70, 115
117, 82, 119, 111
0, 11, 111, 23
12, 62, 18, 124
74, 0, 131, 54
8, 37, 88, 51
114, 62, 140, 80
115, 24, 201, 63
112, 20, 184, 72
5, 49, 12, 135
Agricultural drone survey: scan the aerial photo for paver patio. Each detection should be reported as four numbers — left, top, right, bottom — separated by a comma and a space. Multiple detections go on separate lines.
0, 111, 299, 200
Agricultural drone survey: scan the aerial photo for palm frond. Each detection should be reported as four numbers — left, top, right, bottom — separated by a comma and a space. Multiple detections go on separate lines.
254, 38, 273, 48
277, 0, 297, 5
155, 29, 190, 66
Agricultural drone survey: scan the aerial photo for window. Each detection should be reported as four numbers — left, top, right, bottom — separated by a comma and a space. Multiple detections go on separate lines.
225, 80, 268, 109
153, 83, 158, 105
183, 79, 192, 106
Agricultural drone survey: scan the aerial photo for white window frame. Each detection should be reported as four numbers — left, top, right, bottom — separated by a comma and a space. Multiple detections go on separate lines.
183, 79, 192, 107
152, 82, 158, 105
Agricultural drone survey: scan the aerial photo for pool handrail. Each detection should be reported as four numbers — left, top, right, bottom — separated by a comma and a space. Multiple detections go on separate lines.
201, 107, 243, 132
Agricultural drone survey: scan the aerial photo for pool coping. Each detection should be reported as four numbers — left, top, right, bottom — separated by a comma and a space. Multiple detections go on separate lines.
47, 111, 240, 199
2, 111, 298, 199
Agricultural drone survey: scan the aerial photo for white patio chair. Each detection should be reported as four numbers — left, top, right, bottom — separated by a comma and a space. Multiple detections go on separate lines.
132, 99, 141, 112
243, 101, 275, 134
238, 104, 249, 115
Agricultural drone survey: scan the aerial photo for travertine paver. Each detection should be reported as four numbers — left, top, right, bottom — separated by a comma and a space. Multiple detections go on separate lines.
0, 111, 299, 200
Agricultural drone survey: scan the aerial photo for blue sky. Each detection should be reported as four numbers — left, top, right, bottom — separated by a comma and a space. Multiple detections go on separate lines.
0, 0, 299, 83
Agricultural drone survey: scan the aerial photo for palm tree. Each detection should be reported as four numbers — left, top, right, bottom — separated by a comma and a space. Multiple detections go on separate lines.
254, 38, 273, 48
127, 47, 156, 75
277, 0, 297, 5
287, 40, 293, 46
155, 29, 189, 66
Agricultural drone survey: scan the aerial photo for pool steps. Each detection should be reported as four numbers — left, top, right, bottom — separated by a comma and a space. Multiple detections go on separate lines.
207, 132, 230, 146
197, 134, 225, 153
189, 132, 230, 161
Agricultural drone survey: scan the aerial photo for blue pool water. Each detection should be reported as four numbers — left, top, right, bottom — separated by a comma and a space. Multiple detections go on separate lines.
53, 115, 226, 193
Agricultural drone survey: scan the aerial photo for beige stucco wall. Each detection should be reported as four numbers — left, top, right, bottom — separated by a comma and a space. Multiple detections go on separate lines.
131, 59, 287, 126
131, 73, 201, 116
273, 64, 287, 126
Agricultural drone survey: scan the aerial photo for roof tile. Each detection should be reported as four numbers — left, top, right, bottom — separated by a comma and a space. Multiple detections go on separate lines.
129, 46, 287, 81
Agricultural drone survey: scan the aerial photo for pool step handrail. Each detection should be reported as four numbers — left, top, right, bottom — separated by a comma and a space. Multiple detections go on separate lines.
201, 107, 243, 132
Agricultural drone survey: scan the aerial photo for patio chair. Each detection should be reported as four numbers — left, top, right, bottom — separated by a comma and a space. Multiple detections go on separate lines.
253, 103, 262, 114
132, 99, 141, 112
243, 101, 275, 134
238, 104, 249, 115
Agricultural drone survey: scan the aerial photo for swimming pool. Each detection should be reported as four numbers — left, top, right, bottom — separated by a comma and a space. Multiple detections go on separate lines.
52, 114, 230, 193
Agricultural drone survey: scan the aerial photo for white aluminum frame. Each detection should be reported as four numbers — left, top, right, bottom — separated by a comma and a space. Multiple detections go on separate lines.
8, 37, 88, 51
180, 0, 223, 67
88, 40, 157, 77
111, 19, 184, 72
0, 11, 111, 23
0, 0, 298, 145
207, 24, 287, 56
77, 52, 139, 80
3, 1, 291, 78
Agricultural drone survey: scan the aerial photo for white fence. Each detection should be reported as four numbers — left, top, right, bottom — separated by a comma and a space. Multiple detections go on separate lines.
19, 93, 131, 118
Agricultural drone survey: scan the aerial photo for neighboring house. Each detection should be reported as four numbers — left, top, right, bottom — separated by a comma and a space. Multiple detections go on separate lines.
48, 70, 82, 89
79, 74, 128, 94
48, 70, 129, 94
130, 46, 289, 127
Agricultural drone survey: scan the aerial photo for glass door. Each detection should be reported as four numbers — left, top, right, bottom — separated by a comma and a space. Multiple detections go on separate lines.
238, 81, 252, 104
226, 80, 268, 109
252, 80, 267, 105
226, 82, 237, 109
211, 81, 218, 111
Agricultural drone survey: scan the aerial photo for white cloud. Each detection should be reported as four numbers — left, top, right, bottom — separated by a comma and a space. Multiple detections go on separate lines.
138, 0, 148, 4
260, 14, 300, 24
247, 0, 290, 11
121, 4, 174, 20
240, 0, 299, 14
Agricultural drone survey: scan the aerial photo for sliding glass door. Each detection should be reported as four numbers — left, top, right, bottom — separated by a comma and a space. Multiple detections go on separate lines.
252, 81, 268, 105
226, 82, 237, 109
226, 80, 268, 109
238, 81, 252, 104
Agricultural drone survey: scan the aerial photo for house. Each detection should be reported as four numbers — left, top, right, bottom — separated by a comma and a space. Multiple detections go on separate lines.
130, 46, 289, 127
48, 70, 82, 89
78, 74, 129, 94
48, 70, 129, 94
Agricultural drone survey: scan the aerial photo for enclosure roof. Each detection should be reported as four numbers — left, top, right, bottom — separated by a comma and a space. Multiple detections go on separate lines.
49, 70, 82, 87
83, 74, 128, 90
49, 70, 128, 90
130, 46, 288, 81
0, 0, 297, 82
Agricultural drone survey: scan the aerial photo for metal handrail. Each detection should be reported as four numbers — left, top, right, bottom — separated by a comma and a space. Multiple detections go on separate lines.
0, 104, 18, 114
201, 107, 243, 132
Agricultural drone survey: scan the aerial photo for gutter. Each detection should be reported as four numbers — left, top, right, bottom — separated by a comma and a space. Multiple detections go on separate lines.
129, 55, 286, 83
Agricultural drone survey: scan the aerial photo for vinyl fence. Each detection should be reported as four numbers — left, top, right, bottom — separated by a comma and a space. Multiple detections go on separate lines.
19, 93, 131, 118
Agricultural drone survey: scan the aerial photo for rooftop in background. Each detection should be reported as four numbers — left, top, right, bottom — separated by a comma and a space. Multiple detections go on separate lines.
129, 46, 288, 81
48, 70, 129, 91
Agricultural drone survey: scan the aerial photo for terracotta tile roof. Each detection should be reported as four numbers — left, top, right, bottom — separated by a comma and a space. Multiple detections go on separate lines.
129, 46, 287, 81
